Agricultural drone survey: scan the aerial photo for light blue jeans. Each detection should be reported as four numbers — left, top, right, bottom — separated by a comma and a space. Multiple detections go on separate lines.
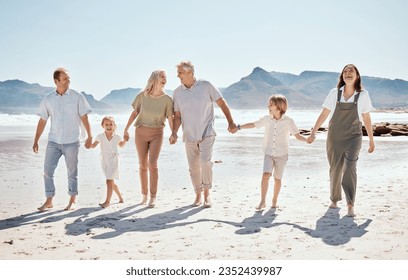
44, 141, 79, 197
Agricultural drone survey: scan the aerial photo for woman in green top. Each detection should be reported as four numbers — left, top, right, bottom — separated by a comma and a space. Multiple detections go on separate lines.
124, 70, 174, 208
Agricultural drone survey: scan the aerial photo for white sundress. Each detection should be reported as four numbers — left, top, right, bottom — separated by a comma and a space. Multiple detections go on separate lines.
96, 133, 121, 180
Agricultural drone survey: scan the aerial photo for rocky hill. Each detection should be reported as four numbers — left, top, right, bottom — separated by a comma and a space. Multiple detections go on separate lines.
223, 67, 408, 109
1, 67, 407, 113
0, 80, 109, 113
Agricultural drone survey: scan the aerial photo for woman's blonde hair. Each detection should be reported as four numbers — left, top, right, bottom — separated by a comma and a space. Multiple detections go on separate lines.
142, 69, 166, 96
269, 94, 288, 116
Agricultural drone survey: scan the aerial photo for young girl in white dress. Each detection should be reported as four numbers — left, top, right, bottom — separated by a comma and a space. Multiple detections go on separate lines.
91, 116, 127, 208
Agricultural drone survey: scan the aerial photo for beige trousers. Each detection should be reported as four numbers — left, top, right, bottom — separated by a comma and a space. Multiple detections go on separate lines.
135, 126, 163, 197
184, 136, 215, 191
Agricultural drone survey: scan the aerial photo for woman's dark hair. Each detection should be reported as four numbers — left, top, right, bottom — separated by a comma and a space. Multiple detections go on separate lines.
337, 64, 363, 92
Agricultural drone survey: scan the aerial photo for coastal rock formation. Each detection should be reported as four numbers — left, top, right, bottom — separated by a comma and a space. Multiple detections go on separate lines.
300, 123, 408, 137
365, 122, 408, 136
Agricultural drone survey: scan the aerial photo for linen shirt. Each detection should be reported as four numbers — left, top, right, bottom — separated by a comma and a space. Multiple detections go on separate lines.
37, 89, 92, 144
322, 87, 374, 122
173, 79, 222, 142
131, 92, 173, 128
254, 114, 300, 157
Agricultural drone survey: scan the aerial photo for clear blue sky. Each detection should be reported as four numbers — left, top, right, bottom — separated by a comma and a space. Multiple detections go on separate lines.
1, 0, 407, 100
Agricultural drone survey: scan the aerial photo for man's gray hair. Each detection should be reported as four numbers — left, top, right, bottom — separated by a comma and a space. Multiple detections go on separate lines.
177, 61, 194, 74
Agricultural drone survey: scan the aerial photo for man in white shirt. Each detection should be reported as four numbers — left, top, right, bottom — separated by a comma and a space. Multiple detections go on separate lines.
33, 68, 93, 212
171, 61, 237, 208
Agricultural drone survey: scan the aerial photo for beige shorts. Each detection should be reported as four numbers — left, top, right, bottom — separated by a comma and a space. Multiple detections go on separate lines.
263, 154, 288, 179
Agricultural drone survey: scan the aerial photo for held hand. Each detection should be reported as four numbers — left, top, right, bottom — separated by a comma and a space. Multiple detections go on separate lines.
306, 135, 316, 144
169, 132, 178, 145
33, 142, 39, 154
123, 131, 130, 142
228, 123, 238, 134
84, 137, 92, 149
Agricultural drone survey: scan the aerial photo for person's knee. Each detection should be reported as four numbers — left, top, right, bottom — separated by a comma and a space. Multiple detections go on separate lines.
138, 163, 148, 172
200, 159, 213, 168
149, 165, 158, 173
262, 172, 271, 179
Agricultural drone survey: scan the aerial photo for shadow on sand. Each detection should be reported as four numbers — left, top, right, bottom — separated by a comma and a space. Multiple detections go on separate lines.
198, 208, 280, 234
64, 204, 204, 239
0, 206, 102, 231
1, 205, 372, 246
286, 208, 372, 246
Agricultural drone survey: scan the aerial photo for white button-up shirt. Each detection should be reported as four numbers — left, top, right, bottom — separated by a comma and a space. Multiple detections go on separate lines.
255, 114, 299, 157
38, 89, 92, 144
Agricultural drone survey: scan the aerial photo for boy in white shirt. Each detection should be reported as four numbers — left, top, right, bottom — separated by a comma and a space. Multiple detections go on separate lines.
238, 94, 307, 210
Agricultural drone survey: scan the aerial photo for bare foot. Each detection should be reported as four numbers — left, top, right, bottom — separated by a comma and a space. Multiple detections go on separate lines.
347, 205, 356, 217
140, 195, 148, 205
204, 201, 212, 208
192, 192, 202, 207
203, 189, 211, 208
255, 201, 266, 211
64, 196, 76, 211
118, 197, 124, 203
64, 201, 75, 211
204, 196, 212, 208
99, 202, 110, 208
37, 201, 53, 212
329, 202, 337, 208
271, 199, 277, 209
148, 197, 156, 208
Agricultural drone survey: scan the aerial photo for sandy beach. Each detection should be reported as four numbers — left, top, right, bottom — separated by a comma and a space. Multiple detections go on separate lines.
0, 120, 407, 277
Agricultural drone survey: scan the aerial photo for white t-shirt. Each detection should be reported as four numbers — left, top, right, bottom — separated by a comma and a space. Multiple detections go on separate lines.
254, 115, 299, 157
322, 87, 374, 122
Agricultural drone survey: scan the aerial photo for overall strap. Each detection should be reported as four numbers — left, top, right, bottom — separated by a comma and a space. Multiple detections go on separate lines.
353, 92, 361, 104
336, 89, 342, 103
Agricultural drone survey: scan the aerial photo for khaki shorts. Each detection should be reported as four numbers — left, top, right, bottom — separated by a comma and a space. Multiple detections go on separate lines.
263, 154, 288, 179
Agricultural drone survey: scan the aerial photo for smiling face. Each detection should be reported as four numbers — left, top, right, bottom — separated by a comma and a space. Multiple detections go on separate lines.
102, 118, 116, 134
177, 66, 194, 87
158, 71, 167, 89
54, 70, 70, 94
268, 95, 287, 118
268, 102, 278, 116
342, 65, 358, 86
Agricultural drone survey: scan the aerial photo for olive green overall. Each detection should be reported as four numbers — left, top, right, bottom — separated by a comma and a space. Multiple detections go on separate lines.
326, 90, 362, 205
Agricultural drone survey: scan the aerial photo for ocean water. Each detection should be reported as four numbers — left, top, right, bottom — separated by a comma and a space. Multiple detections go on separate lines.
0, 109, 407, 140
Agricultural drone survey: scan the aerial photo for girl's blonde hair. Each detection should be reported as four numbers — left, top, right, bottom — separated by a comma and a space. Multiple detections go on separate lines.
269, 94, 288, 116
142, 69, 166, 96
101, 116, 117, 128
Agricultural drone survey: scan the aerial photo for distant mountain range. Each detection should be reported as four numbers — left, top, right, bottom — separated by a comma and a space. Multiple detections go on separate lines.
223, 67, 408, 109
1, 67, 407, 114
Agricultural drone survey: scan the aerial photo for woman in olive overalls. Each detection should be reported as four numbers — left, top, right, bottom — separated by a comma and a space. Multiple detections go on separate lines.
307, 64, 375, 217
